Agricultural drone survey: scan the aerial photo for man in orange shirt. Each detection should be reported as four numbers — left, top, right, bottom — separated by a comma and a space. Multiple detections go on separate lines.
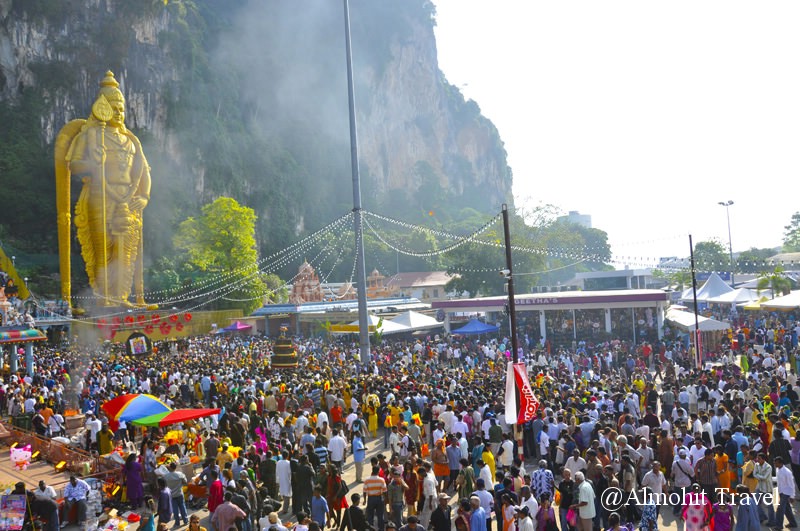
331, 402, 344, 427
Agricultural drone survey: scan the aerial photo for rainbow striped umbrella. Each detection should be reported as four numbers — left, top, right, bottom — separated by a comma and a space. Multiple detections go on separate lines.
131, 408, 221, 428
101, 394, 172, 424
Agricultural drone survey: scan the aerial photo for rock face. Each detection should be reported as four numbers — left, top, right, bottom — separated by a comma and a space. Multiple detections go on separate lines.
0, 0, 512, 255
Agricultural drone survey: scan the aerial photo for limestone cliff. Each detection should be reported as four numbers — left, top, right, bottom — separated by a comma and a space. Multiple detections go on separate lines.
0, 0, 513, 265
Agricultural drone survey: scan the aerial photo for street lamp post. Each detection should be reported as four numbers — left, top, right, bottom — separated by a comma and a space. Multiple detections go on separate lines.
718, 200, 735, 287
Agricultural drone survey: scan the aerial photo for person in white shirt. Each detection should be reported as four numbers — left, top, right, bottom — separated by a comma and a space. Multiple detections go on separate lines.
640, 461, 667, 496
478, 460, 494, 488
564, 449, 587, 479
670, 450, 694, 515
49, 412, 65, 437
452, 415, 469, 440
774, 456, 798, 528
33, 480, 57, 500
518, 485, 539, 520
689, 438, 707, 466
515, 505, 535, 531
497, 434, 514, 470
327, 429, 348, 471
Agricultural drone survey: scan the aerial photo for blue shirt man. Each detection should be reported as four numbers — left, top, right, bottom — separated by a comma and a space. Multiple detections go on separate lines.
311, 488, 329, 527
470, 496, 487, 531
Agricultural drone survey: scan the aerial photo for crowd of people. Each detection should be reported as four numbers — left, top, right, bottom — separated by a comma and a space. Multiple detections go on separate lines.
9, 311, 800, 531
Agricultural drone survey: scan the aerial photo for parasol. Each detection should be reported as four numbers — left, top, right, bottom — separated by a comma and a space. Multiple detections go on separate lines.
101, 394, 172, 426
131, 408, 221, 428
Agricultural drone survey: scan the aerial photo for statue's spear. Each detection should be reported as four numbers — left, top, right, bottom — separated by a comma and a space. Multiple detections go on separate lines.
92, 95, 113, 304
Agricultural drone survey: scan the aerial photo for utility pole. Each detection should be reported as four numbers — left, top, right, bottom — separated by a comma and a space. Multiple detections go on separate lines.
343, 0, 370, 365
689, 235, 702, 369
502, 204, 524, 463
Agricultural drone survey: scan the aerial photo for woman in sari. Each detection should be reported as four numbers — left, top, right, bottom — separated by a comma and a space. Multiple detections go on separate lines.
123, 453, 144, 509
501, 494, 516, 531
367, 399, 379, 438
456, 458, 475, 501
714, 445, 731, 492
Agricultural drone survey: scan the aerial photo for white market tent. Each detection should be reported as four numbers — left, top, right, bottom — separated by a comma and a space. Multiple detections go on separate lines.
389, 310, 443, 332
665, 308, 730, 332
340, 314, 409, 335
680, 273, 734, 302
761, 290, 800, 310
705, 287, 772, 305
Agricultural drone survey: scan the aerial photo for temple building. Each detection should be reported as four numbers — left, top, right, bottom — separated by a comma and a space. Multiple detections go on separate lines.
289, 261, 324, 304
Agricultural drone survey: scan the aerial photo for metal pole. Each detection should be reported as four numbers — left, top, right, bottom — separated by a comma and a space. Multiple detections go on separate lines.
689, 234, 702, 369
725, 204, 734, 287
718, 200, 735, 287
502, 204, 524, 464
502, 205, 520, 362
343, 0, 370, 365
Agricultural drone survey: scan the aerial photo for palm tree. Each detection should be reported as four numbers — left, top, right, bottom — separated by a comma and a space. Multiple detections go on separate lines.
669, 270, 694, 291
757, 266, 793, 299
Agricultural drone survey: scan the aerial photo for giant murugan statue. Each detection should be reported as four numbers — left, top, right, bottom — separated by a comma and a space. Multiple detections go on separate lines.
55, 71, 152, 307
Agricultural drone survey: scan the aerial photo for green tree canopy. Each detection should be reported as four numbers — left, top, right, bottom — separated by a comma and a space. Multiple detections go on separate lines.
736, 247, 779, 274
693, 240, 728, 270
174, 197, 266, 313
783, 212, 800, 252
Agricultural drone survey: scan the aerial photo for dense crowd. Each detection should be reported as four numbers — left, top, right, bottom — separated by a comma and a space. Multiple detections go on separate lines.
11, 312, 800, 531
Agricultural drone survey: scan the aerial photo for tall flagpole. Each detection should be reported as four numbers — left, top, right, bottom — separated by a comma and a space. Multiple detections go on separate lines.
343, 0, 371, 365
689, 235, 702, 369
502, 204, 524, 463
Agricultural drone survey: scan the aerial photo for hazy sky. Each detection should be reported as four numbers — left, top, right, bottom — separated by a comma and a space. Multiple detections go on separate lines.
433, 1, 800, 267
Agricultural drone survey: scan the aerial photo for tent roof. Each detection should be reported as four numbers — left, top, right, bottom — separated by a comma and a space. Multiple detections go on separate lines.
705, 287, 770, 304
223, 321, 252, 331
451, 319, 499, 335
680, 273, 734, 302
694, 273, 734, 301
761, 290, 800, 310
665, 308, 730, 332
389, 311, 442, 331
0, 328, 47, 344
342, 314, 409, 335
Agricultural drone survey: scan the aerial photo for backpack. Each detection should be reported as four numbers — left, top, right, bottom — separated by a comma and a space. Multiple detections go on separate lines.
405, 436, 417, 454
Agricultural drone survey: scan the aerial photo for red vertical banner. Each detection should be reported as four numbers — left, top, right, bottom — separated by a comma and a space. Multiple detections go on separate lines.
513, 363, 539, 424
504, 361, 517, 422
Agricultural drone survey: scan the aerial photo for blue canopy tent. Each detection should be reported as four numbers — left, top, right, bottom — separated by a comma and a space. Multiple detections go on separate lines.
451, 319, 499, 335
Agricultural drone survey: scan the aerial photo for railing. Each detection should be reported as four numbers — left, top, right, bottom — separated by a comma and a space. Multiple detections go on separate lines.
5, 426, 107, 477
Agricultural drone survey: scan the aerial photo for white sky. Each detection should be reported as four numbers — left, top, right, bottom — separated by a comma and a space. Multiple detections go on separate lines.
433, 1, 800, 267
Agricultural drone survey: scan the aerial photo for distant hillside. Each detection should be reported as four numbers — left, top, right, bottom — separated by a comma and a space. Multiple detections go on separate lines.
0, 0, 513, 292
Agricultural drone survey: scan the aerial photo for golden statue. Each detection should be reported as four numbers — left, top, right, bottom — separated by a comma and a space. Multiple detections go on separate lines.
55, 71, 152, 307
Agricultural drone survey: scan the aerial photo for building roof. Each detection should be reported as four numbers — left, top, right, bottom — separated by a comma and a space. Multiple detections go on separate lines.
251, 296, 428, 316
385, 271, 455, 289
768, 252, 800, 264
432, 289, 669, 312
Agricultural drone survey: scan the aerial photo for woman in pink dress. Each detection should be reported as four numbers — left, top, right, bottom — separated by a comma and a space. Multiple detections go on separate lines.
682, 484, 713, 531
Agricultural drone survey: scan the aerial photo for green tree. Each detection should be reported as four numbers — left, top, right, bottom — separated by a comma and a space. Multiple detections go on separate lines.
261, 273, 289, 304
783, 212, 800, 252
693, 240, 728, 271
174, 197, 266, 313
757, 266, 794, 299
736, 247, 778, 274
